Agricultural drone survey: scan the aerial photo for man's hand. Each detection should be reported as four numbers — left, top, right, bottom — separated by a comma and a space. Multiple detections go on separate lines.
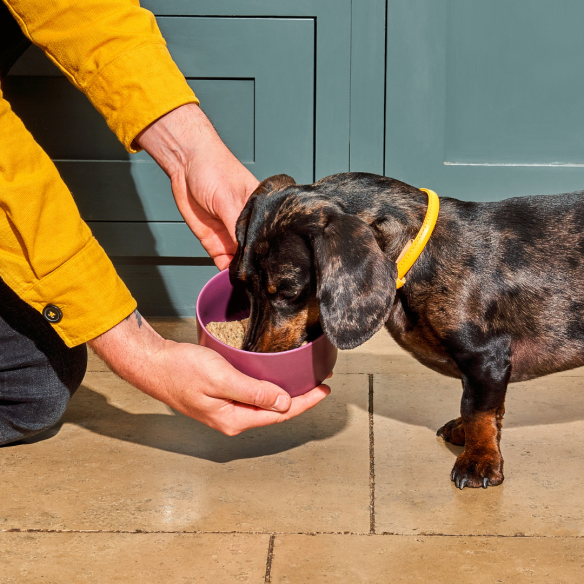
89, 311, 330, 435
129, 104, 331, 432
136, 103, 258, 270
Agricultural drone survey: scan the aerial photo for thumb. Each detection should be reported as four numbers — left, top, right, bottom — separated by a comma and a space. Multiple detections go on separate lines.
214, 366, 292, 412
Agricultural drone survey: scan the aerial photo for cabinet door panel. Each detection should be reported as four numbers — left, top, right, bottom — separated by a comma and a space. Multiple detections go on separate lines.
386, 0, 584, 201
113, 265, 219, 316
142, 0, 353, 179
88, 222, 206, 258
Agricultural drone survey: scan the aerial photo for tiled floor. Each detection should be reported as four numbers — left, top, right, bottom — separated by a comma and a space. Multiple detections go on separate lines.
2, 319, 584, 582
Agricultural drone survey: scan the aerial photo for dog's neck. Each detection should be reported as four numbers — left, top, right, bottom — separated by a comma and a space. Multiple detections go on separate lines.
349, 189, 433, 265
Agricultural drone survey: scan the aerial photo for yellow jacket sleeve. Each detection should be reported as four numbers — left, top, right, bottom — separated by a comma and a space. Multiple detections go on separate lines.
0, 89, 137, 347
3, 0, 199, 151
0, 0, 199, 346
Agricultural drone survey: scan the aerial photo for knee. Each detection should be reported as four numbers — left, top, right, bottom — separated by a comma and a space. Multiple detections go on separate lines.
8, 375, 76, 435
0, 344, 87, 441
52, 343, 88, 397
25, 386, 71, 432
30, 344, 88, 431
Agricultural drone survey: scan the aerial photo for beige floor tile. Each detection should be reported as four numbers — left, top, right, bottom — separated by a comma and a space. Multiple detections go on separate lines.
270, 534, 584, 583
1, 532, 269, 584
335, 327, 431, 376
0, 374, 369, 533
374, 373, 584, 536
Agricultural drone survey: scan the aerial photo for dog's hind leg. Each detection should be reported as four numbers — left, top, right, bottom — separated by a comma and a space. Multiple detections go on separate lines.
444, 332, 511, 489
436, 417, 466, 446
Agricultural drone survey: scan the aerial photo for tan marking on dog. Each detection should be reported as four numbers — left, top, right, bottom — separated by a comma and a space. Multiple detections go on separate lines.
254, 298, 320, 353
451, 406, 505, 488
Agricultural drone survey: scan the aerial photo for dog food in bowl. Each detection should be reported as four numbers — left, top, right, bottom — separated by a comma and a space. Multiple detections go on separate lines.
206, 317, 308, 350
206, 318, 249, 349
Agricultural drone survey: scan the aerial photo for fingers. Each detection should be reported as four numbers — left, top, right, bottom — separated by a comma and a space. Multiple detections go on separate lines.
208, 365, 293, 413
214, 254, 233, 271
282, 385, 331, 418
216, 384, 331, 435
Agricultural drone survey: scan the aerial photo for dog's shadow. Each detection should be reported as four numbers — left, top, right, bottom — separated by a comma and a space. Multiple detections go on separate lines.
52, 384, 349, 463
364, 355, 584, 433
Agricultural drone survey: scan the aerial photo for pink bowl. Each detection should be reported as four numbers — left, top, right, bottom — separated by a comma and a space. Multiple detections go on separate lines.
196, 270, 337, 397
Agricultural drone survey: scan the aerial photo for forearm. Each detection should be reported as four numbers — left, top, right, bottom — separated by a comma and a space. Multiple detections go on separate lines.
88, 310, 171, 403
136, 103, 214, 179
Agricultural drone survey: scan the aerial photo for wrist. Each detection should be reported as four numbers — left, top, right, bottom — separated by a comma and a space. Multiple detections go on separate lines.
135, 103, 215, 180
88, 311, 167, 390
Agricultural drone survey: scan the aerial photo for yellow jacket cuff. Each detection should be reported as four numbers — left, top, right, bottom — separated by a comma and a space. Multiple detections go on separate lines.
19, 237, 137, 348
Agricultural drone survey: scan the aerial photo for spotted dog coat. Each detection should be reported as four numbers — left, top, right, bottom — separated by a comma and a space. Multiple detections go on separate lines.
230, 172, 584, 489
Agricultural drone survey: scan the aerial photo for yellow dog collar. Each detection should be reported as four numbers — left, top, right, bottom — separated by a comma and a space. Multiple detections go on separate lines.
395, 188, 440, 289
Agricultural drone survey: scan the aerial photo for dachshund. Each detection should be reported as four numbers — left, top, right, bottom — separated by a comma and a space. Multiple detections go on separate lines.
229, 172, 584, 489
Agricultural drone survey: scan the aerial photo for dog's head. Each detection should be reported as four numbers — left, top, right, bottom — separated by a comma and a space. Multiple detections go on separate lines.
229, 174, 398, 352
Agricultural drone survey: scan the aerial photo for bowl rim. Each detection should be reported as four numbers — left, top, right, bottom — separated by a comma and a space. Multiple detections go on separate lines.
196, 269, 329, 357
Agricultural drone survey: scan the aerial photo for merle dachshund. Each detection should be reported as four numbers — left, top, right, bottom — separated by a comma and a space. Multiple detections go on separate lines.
229, 172, 584, 489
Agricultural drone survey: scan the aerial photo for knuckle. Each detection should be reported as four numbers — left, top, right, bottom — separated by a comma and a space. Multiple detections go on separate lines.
252, 385, 270, 408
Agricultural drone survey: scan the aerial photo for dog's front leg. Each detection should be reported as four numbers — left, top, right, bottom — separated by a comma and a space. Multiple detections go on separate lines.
444, 337, 510, 489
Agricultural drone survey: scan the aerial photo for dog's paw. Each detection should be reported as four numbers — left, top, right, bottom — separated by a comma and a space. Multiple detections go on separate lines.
451, 450, 504, 490
437, 417, 466, 446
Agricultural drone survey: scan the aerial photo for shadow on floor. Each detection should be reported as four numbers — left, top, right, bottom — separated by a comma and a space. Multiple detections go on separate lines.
55, 384, 348, 463
52, 357, 584, 464
358, 353, 584, 432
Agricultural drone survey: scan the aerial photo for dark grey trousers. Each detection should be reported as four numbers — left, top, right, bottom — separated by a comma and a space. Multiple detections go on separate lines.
0, 279, 87, 446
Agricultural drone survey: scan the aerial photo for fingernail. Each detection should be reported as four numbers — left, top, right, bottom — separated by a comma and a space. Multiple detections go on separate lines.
271, 395, 289, 412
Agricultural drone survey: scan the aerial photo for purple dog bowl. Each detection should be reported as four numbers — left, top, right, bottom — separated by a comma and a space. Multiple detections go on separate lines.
196, 270, 337, 397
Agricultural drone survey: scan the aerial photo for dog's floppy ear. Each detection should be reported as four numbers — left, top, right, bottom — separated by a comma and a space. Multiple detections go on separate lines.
312, 212, 397, 349
230, 174, 296, 282
230, 202, 253, 282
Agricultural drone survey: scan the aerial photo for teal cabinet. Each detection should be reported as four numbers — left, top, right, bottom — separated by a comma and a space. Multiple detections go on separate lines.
385, 0, 584, 200
5, 0, 584, 315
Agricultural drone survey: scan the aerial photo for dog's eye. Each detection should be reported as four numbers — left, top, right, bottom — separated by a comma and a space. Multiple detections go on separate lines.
279, 289, 300, 300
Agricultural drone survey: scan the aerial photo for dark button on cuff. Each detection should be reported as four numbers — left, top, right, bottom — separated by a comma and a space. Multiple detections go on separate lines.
43, 304, 63, 323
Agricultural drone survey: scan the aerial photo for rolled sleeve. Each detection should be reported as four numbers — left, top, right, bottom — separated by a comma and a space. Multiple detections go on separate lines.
85, 42, 199, 152
20, 237, 137, 347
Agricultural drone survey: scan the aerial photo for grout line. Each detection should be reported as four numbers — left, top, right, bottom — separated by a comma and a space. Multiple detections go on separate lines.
2, 528, 583, 539
264, 534, 276, 583
443, 162, 584, 167
369, 373, 375, 535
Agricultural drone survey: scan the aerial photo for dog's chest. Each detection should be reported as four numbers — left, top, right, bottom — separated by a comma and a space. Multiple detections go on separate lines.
385, 300, 462, 379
